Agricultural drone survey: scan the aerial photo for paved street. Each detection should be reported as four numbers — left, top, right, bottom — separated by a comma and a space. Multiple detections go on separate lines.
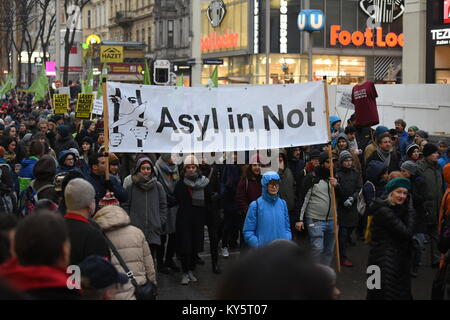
156, 229, 436, 300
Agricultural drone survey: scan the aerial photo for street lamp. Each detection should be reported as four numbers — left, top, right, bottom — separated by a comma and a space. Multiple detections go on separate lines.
297, 10, 325, 81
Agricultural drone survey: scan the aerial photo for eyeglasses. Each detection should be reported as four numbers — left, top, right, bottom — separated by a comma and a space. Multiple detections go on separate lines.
65, 157, 75, 161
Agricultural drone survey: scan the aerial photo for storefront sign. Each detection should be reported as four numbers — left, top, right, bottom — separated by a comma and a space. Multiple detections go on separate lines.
254, 0, 259, 54
207, 0, 226, 27
359, 0, 405, 24
297, 9, 325, 31
201, 30, 239, 51
100, 46, 124, 63
109, 64, 144, 74
330, 25, 404, 47
445, 0, 450, 24
203, 59, 224, 65
430, 28, 450, 45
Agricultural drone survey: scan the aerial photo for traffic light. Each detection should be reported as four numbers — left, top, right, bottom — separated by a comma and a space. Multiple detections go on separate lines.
153, 60, 170, 85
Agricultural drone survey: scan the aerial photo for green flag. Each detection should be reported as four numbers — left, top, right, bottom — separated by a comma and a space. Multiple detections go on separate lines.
143, 60, 151, 85
206, 66, 218, 88
176, 74, 184, 87
28, 65, 48, 102
0, 74, 14, 97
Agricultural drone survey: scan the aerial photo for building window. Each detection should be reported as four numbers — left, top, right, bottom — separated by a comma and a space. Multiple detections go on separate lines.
168, 20, 174, 48
142, 28, 145, 44
148, 27, 152, 51
87, 10, 91, 29
159, 21, 164, 46
179, 19, 183, 47
136, 29, 140, 42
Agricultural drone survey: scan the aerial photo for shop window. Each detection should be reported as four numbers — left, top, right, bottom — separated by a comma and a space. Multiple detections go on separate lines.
311, 0, 325, 48
436, 70, 450, 84
338, 56, 366, 84
342, 0, 357, 33
435, 46, 450, 69
326, 0, 341, 48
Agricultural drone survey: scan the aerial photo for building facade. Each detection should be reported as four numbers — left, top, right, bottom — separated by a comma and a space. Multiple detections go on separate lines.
200, 0, 404, 85
426, 0, 450, 83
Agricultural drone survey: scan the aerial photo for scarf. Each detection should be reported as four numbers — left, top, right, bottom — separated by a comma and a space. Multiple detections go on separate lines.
132, 173, 157, 191
183, 174, 209, 207
376, 147, 391, 167
155, 158, 179, 193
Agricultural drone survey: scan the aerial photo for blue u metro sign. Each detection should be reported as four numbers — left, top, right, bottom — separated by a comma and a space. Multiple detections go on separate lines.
297, 9, 325, 32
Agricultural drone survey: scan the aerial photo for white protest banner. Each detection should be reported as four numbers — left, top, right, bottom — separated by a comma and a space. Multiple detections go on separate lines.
92, 99, 103, 115
106, 81, 328, 153
336, 90, 354, 109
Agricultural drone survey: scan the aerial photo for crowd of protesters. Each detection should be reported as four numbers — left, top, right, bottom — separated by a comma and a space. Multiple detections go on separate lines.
0, 91, 448, 300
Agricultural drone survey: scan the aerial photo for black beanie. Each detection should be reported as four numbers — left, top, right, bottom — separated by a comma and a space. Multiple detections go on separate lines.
33, 155, 56, 180
422, 143, 439, 158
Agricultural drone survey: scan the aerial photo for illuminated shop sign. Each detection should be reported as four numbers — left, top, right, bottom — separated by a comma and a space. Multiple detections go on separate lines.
431, 28, 450, 45
445, 0, 450, 24
330, 25, 404, 47
201, 30, 239, 51
297, 9, 325, 31
254, 0, 259, 54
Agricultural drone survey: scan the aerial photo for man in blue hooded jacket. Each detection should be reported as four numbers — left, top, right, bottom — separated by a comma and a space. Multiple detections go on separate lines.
243, 171, 292, 248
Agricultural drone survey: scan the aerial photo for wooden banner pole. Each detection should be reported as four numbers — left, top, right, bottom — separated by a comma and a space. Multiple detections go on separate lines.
102, 77, 110, 181
323, 76, 341, 272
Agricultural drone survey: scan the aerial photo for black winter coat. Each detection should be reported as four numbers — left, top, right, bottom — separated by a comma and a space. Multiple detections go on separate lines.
174, 178, 213, 255
409, 174, 427, 234
366, 198, 414, 300
335, 167, 362, 227
366, 151, 400, 173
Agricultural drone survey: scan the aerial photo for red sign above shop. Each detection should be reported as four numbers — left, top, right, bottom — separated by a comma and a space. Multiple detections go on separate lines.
445, 0, 450, 23
330, 25, 404, 48
200, 30, 239, 52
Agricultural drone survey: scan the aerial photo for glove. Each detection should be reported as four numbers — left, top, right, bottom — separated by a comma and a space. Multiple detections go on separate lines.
344, 197, 354, 208
104, 179, 114, 192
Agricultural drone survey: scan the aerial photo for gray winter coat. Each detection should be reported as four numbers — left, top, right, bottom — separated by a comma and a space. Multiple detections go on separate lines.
123, 180, 168, 245
417, 159, 443, 225
278, 167, 296, 212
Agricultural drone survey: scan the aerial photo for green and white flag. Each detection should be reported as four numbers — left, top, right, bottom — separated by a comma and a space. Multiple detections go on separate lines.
205, 66, 218, 88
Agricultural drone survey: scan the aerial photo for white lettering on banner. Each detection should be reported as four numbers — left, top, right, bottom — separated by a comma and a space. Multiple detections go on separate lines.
254, 0, 259, 54
106, 82, 328, 153
431, 28, 450, 40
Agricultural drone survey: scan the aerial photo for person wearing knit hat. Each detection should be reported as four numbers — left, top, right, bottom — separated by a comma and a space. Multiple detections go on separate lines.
319, 150, 338, 165
335, 149, 362, 267
31, 155, 59, 204
414, 130, 428, 146
405, 143, 420, 162
107, 152, 121, 181
400, 161, 418, 176
54, 124, 79, 156
174, 154, 211, 285
183, 154, 200, 170
64, 178, 111, 265
366, 176, 414, 300
123, 156, 168, 276
417, 142, 443, 268
295, 149, 338, 267
422, 143, 439, 158
152, 153, 180, 273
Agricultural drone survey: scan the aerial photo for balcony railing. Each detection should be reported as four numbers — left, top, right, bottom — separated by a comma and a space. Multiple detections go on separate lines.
115, 11, 134, 26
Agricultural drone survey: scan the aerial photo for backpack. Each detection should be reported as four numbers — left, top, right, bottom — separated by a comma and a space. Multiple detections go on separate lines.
19, 182, 55, 217
357, 181, 375, 216
0, 164, 14, 215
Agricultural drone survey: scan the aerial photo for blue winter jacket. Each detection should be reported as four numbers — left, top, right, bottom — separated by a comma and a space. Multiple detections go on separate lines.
243, 171, 292, 248
330, 116, 343, 149
56, 150, 77, 174
18, 156, 39, 193
398, 131, 411, 158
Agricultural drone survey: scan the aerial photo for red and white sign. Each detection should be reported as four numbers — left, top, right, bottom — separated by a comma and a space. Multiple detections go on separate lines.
330, 25, 404, 48
201, 30, 239, 51
445, 0, 450, 24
